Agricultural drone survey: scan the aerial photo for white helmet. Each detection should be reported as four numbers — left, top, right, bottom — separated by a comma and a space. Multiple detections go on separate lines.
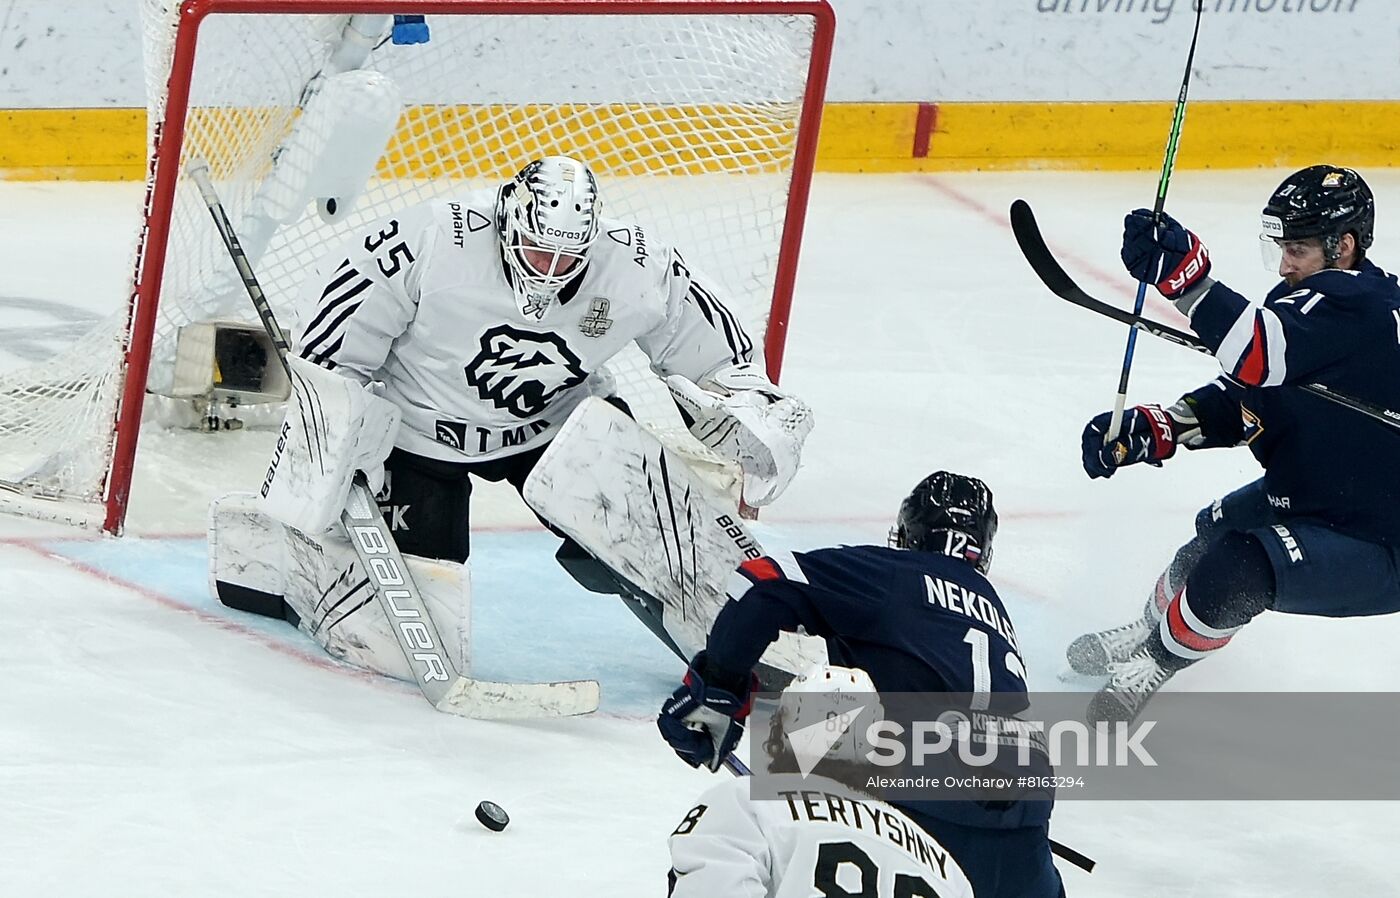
775, 664, 884, 769
495, 155, 601, 317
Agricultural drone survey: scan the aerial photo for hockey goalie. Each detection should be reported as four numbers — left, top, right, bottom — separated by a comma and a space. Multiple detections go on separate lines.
209, 154, 814, 685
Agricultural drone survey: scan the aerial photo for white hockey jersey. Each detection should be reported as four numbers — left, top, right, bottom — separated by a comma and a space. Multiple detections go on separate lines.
667, 775, 974, 898
291, 189, 754, 462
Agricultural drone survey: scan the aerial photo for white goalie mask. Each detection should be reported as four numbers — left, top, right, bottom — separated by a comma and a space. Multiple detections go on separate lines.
495, 155, 602, 318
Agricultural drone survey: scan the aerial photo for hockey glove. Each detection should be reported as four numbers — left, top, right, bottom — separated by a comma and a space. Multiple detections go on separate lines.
1121, 208, 1212, 301
658, 652, 757, 772
666, 363, 814, 506
1082, 403, 1181, 479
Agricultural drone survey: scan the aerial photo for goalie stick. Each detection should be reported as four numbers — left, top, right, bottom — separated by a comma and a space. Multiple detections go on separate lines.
188, 160, 599, 719
1009, 198, 1400, 434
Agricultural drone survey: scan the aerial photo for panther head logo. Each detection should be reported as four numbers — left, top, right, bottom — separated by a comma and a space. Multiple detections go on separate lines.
464, 325, 588, 419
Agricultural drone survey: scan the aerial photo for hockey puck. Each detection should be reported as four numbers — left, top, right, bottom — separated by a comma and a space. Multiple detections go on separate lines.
475, 800, 509, 832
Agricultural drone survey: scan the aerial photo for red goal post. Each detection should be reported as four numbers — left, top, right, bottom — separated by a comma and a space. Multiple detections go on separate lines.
43, 0, 836, 533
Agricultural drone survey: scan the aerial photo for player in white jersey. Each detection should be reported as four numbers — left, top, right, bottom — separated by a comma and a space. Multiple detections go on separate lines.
208, 155, 813, 683
667, 665, 975, 898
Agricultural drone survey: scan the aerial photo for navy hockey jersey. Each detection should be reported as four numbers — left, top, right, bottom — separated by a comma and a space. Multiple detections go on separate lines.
704, 544, 1048, 829
1183, 260, 1400, 545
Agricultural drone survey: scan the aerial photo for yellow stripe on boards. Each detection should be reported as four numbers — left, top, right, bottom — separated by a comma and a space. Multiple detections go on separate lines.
817, 101, 1400, 173
0, 109, 146, 180
4, 102, 1400, 180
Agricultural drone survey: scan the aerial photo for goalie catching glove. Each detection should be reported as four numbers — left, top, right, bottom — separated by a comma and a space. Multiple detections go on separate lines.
667, 362, 813, 506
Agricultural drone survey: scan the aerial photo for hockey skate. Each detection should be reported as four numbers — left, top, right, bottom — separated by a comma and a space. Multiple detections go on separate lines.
1065, 571, 1176, 676
1065, 618, 1151, 677
1086, 647, 1176, 725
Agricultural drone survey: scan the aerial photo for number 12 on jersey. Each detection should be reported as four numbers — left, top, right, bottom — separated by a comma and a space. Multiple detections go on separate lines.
962, 628, 1026, 711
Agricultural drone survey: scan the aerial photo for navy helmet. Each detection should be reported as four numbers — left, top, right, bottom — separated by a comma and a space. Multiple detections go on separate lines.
891, 471, 998, 574
1261, 165, 1374, 263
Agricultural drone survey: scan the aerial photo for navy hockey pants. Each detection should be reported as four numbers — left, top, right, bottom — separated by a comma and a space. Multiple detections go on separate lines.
904, 812, 1064, 898
1179, 478, 1400, 619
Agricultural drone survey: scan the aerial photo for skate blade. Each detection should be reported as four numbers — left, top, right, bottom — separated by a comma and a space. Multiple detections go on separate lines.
1057, 666, 1107, 685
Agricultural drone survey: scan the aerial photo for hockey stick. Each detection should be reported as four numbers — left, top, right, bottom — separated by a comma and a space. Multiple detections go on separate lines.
1010, 199, 1400, 433
1105, 1, 1204, 445
187, 160, 600, 719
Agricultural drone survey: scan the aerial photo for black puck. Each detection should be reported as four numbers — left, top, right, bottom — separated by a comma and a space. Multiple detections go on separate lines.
475, 800, 509, 832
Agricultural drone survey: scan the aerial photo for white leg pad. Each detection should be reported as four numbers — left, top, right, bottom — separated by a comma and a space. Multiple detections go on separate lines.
209, 491, 286, 599
210, 492, 472, 680
523, 398, 825, 676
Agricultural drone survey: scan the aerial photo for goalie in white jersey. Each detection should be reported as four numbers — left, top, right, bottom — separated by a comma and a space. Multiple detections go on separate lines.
667, 665, 974, 898
210, 155, 812, 683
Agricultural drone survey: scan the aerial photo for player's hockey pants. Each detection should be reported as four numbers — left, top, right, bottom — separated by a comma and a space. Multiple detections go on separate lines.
1164, 478, 1400, 635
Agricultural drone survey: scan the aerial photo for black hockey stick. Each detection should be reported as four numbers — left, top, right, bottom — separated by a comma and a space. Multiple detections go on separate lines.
187, 159, 599, 718
1010, 198, 1400, 433
1106, 1, 1204, 443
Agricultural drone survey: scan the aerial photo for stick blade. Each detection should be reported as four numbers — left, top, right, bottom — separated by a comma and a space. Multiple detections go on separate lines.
1009, 199, 1080, 300
434, 676, 601, 719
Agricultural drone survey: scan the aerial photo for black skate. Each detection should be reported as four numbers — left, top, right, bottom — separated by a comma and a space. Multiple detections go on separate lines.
1086, 647, 1176, 725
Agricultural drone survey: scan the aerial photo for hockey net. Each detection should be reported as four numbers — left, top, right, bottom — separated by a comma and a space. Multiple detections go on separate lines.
2, 0, 833, 532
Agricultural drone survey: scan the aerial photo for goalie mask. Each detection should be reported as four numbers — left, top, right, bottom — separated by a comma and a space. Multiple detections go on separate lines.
496, 155, 602, 318
890, 471, 998, 574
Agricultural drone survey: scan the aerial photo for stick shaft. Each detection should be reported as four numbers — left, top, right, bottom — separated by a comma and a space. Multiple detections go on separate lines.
1105, 3, 1204, 444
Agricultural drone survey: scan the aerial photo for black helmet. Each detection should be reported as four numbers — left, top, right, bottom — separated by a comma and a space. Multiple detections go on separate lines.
891, 471, 998, 574
1261, 165, 1374, 263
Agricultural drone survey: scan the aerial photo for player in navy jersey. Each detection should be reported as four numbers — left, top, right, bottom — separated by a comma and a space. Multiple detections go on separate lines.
1070, 165, 1400, 723
657, 471, 1065, 898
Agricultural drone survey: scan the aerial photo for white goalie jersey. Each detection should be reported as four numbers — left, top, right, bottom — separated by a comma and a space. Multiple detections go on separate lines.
667, 776, 974, 898
290, 189, 754, 463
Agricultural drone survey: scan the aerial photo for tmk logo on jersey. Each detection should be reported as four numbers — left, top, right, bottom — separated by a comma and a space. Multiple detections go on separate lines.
579, 298, 613, 337
435, 420, 469, 450
465, 325, 587, 418
1271, 524, 1306, 564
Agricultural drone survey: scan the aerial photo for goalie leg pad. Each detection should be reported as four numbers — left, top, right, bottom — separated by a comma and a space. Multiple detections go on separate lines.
282, 527, 472, 681
210, 491, 295, 621
524, 398, 825, 677
259, 354, 401, 535
209, 491, 471, 679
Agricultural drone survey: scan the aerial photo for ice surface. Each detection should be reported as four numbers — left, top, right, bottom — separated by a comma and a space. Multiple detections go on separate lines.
2, 171, 1398, 895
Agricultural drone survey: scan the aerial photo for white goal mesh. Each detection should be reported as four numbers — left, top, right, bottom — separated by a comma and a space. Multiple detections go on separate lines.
1, 0, 832, 531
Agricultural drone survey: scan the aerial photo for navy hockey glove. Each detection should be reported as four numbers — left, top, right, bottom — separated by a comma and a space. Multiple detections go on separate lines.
658, 653, 756, 772
1121, 208, 1212, 300
1082, 403, 1179, 479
